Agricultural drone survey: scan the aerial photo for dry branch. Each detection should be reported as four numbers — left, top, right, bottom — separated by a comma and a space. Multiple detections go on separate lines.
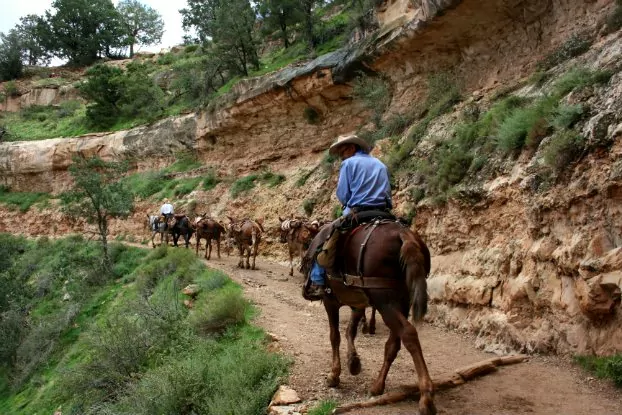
333, 354, 528, 414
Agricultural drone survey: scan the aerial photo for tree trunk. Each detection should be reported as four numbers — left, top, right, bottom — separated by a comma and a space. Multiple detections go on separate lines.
279, 16, 289, 48
130, 43, 134, 58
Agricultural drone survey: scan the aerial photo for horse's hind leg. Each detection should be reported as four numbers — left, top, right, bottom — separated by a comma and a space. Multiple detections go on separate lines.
288, 246, 294, 277
377, 304, 436, 415
369, 328, 400, 396
369, 307, 376, 335
323, 299, 341, 387
216, 237, 221, 259
207, 238, 212, 260
346, 308, 365, 376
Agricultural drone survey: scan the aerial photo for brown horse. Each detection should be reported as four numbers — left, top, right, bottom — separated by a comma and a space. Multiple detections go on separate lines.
226, 217, 263, 269
278, 217, 321, 276
309, 219, 435, 415
194, 216, 226, 260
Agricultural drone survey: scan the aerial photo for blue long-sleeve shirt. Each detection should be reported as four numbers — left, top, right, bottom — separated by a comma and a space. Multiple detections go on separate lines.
336, 150, 392, 215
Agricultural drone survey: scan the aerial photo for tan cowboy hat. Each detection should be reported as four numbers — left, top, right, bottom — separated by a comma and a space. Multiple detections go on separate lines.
163, 198, 170, 203
328, 134, 370, 156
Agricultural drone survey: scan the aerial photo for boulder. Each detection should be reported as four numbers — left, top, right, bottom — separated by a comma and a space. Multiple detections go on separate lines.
269, 385, 301, 407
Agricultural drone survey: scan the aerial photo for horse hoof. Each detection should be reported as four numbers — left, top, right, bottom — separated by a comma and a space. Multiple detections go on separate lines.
418, 399, 437, 415
348, 354, 361, 376
369, 327, 376, 335
326, 374, 340, 388
362, 324, 369, 334
369, 382, 385, 396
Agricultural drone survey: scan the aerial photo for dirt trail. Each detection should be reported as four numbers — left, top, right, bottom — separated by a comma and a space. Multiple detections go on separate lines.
194, 252, 620, 415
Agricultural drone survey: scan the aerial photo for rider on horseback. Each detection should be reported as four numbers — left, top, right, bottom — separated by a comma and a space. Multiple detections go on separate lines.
159, 198, 174, 227
304, 134, 393, 301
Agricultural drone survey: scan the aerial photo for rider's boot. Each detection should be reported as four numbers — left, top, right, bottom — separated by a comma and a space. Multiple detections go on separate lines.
316, 230, 339, 276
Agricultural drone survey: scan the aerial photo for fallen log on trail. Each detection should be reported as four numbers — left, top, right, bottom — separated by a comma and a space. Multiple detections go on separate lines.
332, 354, 529, 414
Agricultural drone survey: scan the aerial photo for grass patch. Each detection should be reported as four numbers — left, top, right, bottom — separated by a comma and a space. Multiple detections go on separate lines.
0, 239, 289, 414
0, 186, 51, 212
538, 33, 593, 70
260, 171, 286, 188
302, 198, 316, 216
385, 73, 461, 171
308, 400, 338, 415
163, 152, 202, 173
0, 105, 91, 141
542, 130, 585, 172
575, 354, 622, 387
230, 175, 258, 198
202, 168, 220, 190
32, 78, 69, 88
602, 0, 622, 36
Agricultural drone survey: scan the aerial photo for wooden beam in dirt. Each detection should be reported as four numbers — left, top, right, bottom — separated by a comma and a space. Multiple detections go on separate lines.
332, 354, 529, 414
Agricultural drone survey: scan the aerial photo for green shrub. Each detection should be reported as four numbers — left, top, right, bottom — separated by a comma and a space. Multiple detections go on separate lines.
184, 44, 200, 54
302, 198, 316, 216
296, 169, 313, 187
4, 81, 19, 97
157, 53, 177, 66
539, 33, 593, 70
189, 287, 248, 334
58, 100, 82, 118
230, 175, 258, 198
430, 147, 473, 193
202, 168, 220, 190
260, 171, 286, 187
352, 74, 391, 127
552, 68, 613, 97
552, 104, 584, 130
308, 400, 338, 415
529, 71, 552, 87
164, 152, 202, 173
575, 354, 622, 387
385, 73, 461, 171
81, 63, 165, 128
543, 130, 584, 172
0, 186, 50, 212
602, 0, 622, 35
173, 178, 203, 197
496, 96, 557, 153
331, 204, 343, 219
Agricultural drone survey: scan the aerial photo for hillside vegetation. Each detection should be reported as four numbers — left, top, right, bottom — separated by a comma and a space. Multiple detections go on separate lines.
0, 0, 376, 140
0, 234, 288, 414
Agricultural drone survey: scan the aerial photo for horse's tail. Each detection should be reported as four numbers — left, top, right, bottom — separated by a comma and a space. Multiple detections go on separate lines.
399, 229, 431, 322
251, 227, 258, 248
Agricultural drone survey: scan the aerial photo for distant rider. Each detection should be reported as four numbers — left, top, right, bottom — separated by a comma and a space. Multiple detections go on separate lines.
160, 198, 175, 225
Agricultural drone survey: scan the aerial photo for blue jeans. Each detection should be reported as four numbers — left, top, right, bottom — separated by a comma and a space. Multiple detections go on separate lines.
310, 262, 326, 285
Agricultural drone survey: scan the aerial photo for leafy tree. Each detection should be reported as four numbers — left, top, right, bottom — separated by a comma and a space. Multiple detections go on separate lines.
80, 63, 164, 126
117, 62, 165, 119
0, 30, 23, 81
170, 46, 227, 105
257, 0, 302, 48
116, 0, 164, 57
181, 0, 259, 75
61, 156, 133, 271
16, 15, 51, 66
43, 0, 122, 65
80, 65, 124, 126
297, 0, 323, 50
180, 0, 222, 43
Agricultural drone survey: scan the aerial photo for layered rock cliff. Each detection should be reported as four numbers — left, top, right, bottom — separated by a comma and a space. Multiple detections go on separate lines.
1, 0, 621, 356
